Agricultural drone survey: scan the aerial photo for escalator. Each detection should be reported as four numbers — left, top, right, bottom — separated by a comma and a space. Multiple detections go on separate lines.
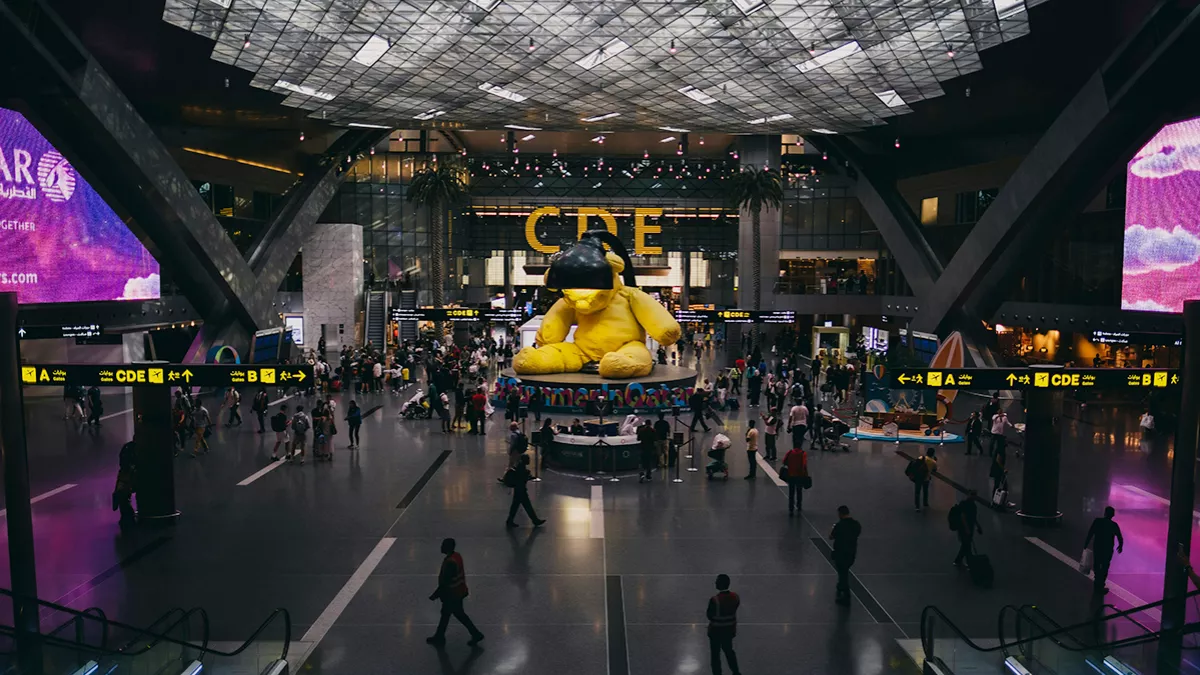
0, 588, 291, 674
921, 590, 1200, 674
364, 290, 387, 349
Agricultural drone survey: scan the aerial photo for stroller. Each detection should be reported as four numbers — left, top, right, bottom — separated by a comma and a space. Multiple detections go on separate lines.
706, 433, 731, 479
401, 389, 432, 419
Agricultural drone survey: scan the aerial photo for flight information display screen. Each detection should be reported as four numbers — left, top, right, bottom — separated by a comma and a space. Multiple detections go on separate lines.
0, 108, 159, 304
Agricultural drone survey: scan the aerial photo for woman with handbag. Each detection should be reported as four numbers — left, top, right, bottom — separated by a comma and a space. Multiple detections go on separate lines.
780, 446, 811, 514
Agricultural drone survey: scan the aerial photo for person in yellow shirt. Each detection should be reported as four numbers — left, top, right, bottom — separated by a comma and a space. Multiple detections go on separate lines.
744, 420, 759, 481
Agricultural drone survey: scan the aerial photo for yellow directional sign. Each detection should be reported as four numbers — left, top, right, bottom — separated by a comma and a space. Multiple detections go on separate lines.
17, 364, 314, 387
890, 368, 1180, 390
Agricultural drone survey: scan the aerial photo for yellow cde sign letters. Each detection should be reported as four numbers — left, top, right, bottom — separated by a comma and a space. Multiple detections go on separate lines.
525, 207, 663, 256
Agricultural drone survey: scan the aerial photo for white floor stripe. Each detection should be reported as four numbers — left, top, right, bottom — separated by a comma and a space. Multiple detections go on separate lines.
1118, 484, 1200, 519
268, 394, 297, 407
236, 460, 288, 487
755, 454, 787, 486
296, 537, 396, 667
99, 407, 132, 421
1025, 536, 1160, 622
0, 483, 77, 518
590, 485, 605, 539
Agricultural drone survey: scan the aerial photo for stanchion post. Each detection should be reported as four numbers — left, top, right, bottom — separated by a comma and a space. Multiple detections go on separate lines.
585, 439, 596, 481
687, 437, 698, 472
608, 438, 620, 482
672, 437, 684, 483
0, 292, 41, 672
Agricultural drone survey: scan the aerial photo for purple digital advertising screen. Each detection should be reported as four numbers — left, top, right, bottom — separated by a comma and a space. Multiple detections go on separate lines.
0, 107, 159, 304
1123, 116, 1200, 313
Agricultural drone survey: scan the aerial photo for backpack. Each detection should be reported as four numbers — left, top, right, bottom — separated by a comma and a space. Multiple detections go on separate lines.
512, 432, 528, 454
293, 414, 310, 433
948, 503, 962, 531
905, 458, 925, 482
270, 413, 287, 432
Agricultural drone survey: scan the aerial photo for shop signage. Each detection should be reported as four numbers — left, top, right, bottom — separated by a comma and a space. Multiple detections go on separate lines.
525, 206, 664, 256
674, 309, 796, 324
17, 323, 103, 340
889, 367, 1180, 390
1090, 330, 1182, 346
19, 363, 312, 387
391, 307, 524, 323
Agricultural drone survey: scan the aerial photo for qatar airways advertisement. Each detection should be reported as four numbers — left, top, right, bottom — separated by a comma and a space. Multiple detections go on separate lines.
1122, 116, 1200, 313
0, 107, 159, 304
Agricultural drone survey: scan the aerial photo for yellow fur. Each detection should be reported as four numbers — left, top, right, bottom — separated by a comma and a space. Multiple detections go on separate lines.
514, 254, 681, 379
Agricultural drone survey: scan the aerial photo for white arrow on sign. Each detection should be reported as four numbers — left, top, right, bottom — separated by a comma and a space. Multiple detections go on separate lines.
17, 328, 25, 337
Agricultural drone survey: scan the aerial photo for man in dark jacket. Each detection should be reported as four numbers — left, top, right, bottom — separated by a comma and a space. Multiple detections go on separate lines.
504, 455, 545, 528
427, 538, 485, 646
952, 496, 983, 567
830, 505, 862, 606
1085, 506, 1124, 594
706, 574, 741, 675
689, 390, 711, 432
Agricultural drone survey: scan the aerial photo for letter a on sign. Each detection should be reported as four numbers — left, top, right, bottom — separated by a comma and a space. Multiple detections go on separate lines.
944, 374, 956, 386
39, 369, 49, 382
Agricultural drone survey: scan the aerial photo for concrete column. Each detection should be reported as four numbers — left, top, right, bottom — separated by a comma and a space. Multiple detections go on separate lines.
1017, 365, 1064, 524
303, 223, 364, 351
680, 253, 691, 311
504, 250, 515, 309
466, 258, 487, 304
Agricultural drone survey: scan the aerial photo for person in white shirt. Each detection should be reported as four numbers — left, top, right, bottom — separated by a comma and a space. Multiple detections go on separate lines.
191, 399, 212, 457
788, 401, 809, 450
373, 360, 384, 392
760, 409, 781, 461
990, 410, 1012, 457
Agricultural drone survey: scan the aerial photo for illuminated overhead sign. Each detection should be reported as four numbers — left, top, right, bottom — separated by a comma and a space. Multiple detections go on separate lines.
18, 364, 312, 387
1090, 330, 1181, 346
525, 206, 665, 256
391, 307, 524, 323
674, 309, 796, 324
17, 323, 103, 340
890, 368, 1180, 390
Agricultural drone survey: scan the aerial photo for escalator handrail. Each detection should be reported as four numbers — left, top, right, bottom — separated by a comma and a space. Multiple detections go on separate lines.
46, 606, 107, 646
112, 606, 211, 657
1000, 603, 1094, 662
922, 597, 1200, 664
1099, 603, 1155, 636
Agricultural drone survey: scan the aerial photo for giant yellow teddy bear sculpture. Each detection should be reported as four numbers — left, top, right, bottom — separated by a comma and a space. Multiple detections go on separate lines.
513, 231, 681, 379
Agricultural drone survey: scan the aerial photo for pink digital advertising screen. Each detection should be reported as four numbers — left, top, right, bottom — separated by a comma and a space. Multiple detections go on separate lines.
0, 107, 159, 304
1123, 116, 1200, 313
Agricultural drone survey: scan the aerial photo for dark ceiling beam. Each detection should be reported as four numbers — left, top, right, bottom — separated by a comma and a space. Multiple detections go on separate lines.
805, 134, 942, 298
0, 0, 271, 336
912, 0, 1200, 335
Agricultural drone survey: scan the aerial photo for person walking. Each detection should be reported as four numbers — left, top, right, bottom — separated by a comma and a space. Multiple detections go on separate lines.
990, 409, 1012, 458
830, 505, 861, 606
907, 448, 937, 511
654, 411, 672, 469
251, 388, 270, 433
86, 385, 104, 426
781, 445, 809, 514
190, 398, 211, 457
787, 399, 809, 450
270, 404, 290, 461
427, 538, 486, 646
470, 387, 488, 436
503, 454, 545, 528
345, 400, 363, 449
743, 420, 759, 480
1084, 506, 1124, 595
454, 384, 468, 430
689, 389, 712, 433
113, 440, 137, 530
638, 419, 657, 482
989, 452, 1007, 498
529, 389, 544, 422
504, 422, 528, 469
747, 366, 762, 408
965, 411, 983, 455
760, 408, 780, 461
951, 496, 982, 567
289, 405, 311, 465
223, 387, 242, 427
706, 574, 741, 675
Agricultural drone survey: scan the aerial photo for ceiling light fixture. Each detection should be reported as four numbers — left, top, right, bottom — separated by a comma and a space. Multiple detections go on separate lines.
797, 41, 861, 73
479, 83, 527, 102
747, 113, 793, 125
352, 35, 390, 67
874, 89, 907, 108
577, 38, 630, 70
274, 80, 335, 101
590, 136, 604, 143
822, 152, 828, 161
810, 128, 838, 135
206, 0, 232, 7
552, 149, 558, 157
807, 44, 817, 56
894, 137, 901, 148
528, 37, 536, 52
581, 112, 621, 122
946, 45, 956, 58
182, 147, 293, 174
679, 85, 716, 105
243, 34, 250, 48
993, 0, 1025, 19
699, 136, 705, 145
676, 144, 683, 156
504, 124, 541, 131
348, 122, 390, 129
644, 150, 649, 159
369, 146, 375, 155
731, 0, 766, 14
521, 134, 535, 141
669, 39, 677, 54
659, 136, 676, 143
299, 131, 305, 141
413, 109, 446, 120
467, 0, 502, 10
658, 126, 690, 133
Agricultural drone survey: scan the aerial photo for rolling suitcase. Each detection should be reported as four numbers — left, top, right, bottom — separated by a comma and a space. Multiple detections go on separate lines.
967, 545, 994, 588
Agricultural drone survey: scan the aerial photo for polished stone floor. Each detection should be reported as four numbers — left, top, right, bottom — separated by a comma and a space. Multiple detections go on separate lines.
0, 352, 1194, 674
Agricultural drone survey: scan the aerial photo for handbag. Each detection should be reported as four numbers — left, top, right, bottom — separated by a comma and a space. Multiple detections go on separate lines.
1079, 548, 1094, 575
778, 464, 789, 479
800, 475, 813, 489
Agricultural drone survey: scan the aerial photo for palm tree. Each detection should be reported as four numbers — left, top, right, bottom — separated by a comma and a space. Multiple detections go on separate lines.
407, 162, 468, 338
728, 166, 783, 350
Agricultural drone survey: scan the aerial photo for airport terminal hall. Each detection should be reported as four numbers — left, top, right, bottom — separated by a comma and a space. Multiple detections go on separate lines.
5, 0, 1200, 673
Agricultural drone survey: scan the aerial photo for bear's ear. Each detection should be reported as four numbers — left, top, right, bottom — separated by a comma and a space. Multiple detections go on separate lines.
543, 269, 556, 291
605, 252, 625, 274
